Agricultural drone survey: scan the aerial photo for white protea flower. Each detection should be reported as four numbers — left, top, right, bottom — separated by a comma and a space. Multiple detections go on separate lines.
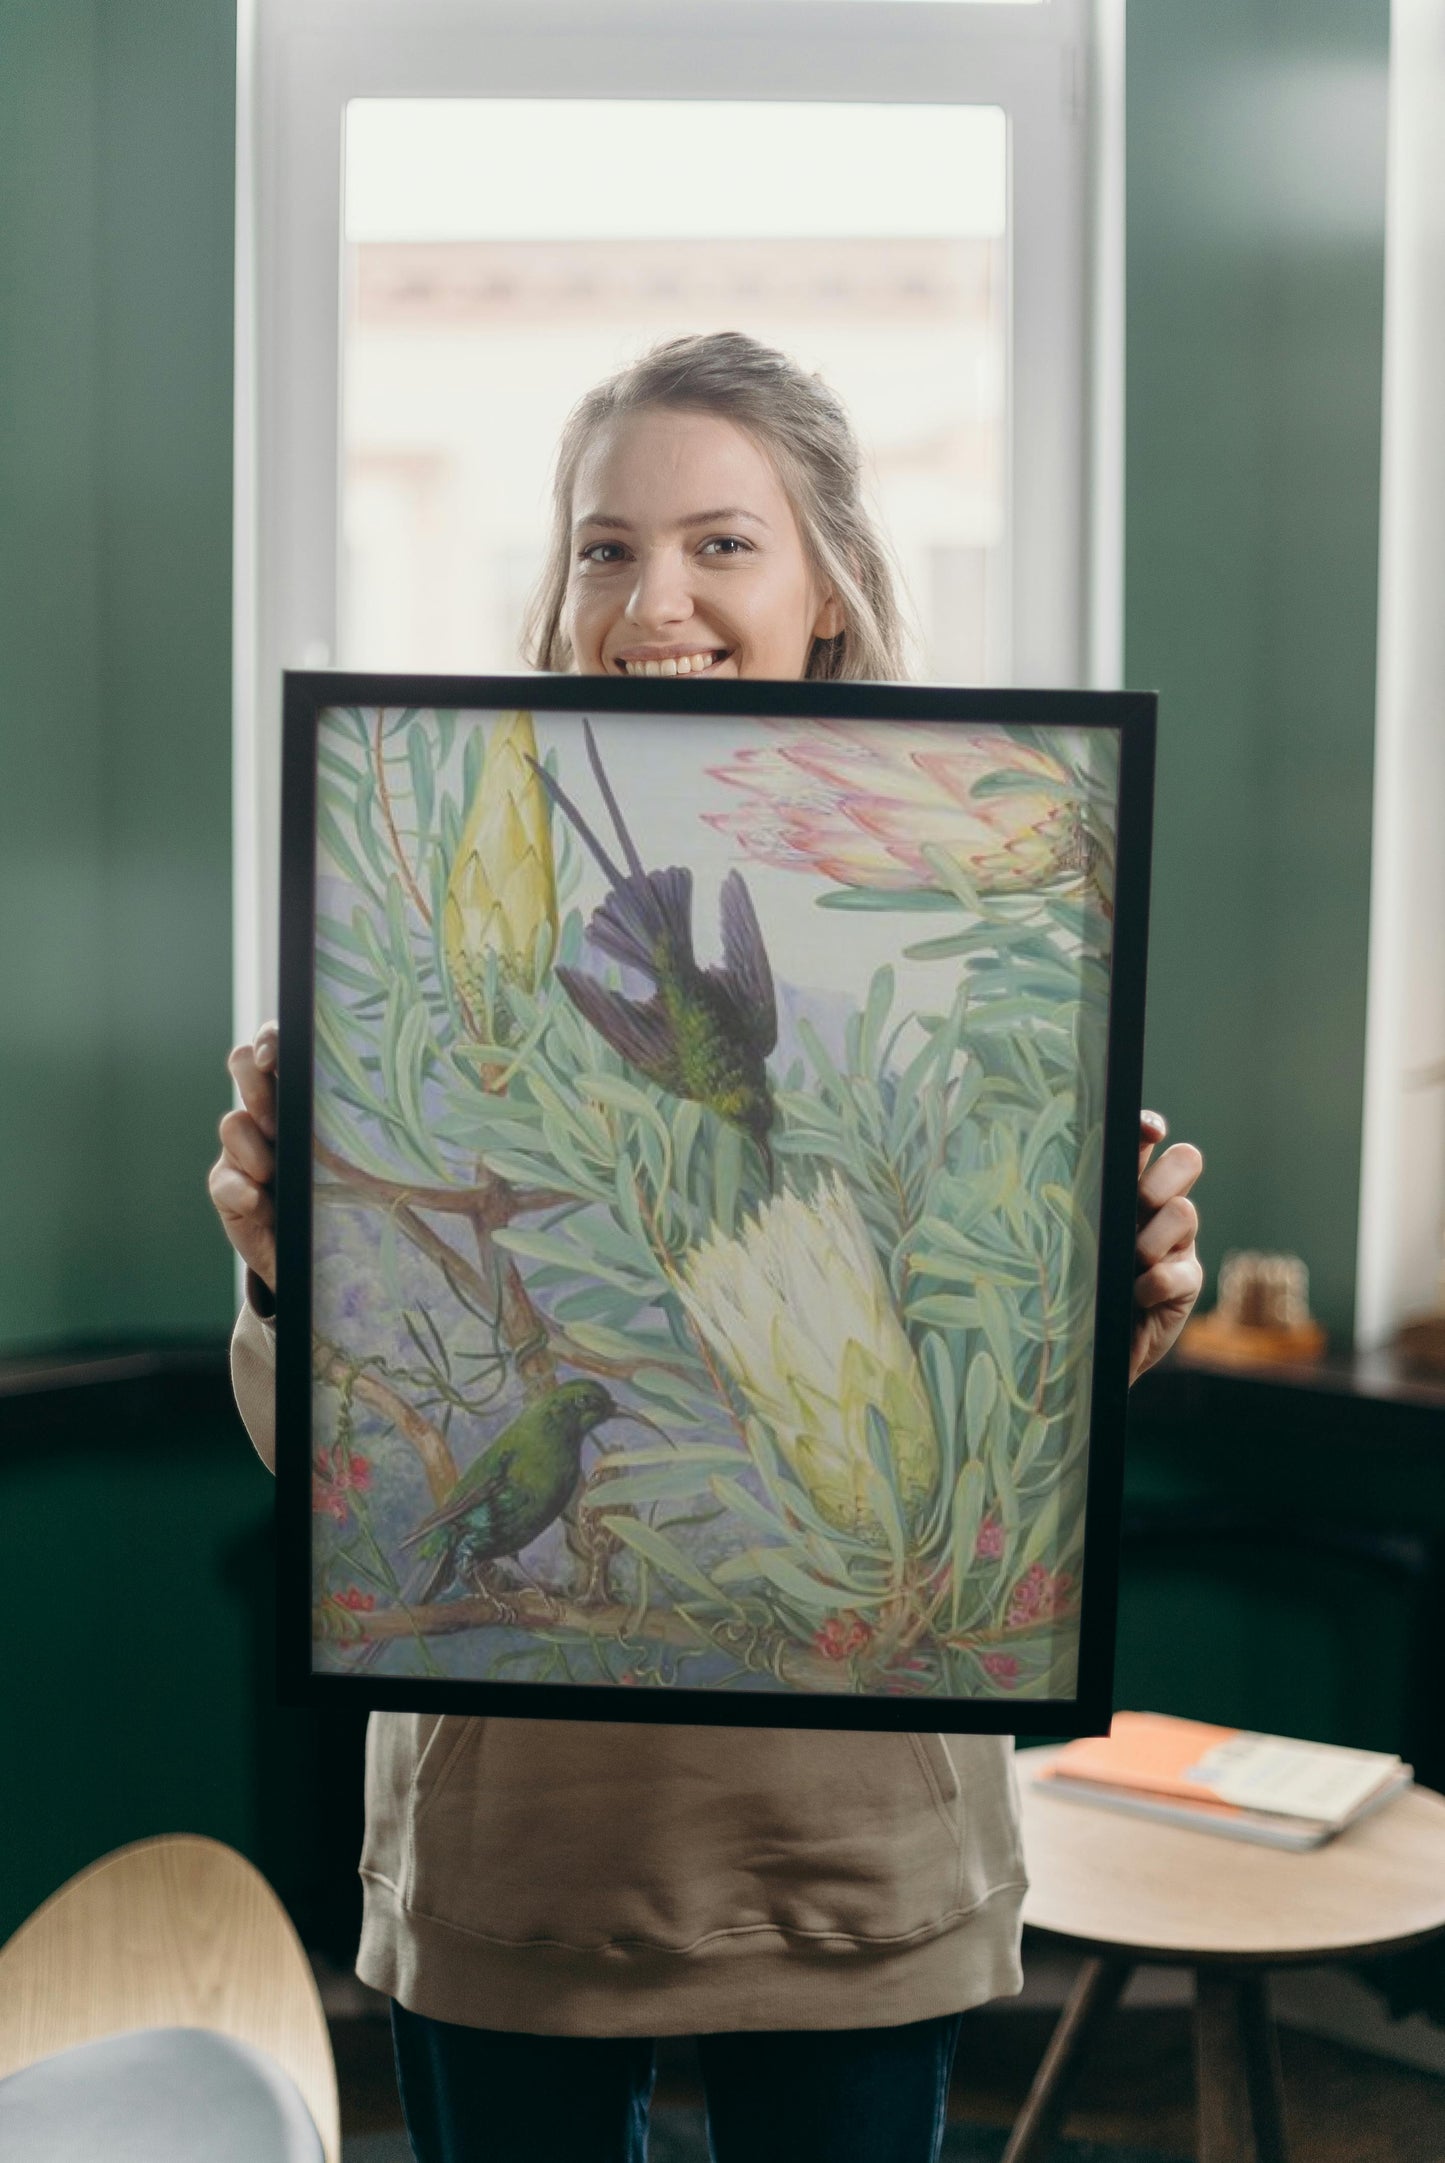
676, 1174, 941, 1547
444, 711, 558, 1019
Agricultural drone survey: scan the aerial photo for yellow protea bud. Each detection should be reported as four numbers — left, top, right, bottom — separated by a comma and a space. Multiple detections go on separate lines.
443, 712, 559, 1020
676, 1174, 941, 1548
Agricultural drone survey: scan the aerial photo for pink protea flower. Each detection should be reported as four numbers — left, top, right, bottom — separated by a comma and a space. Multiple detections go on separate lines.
812, 1612, 874, 1662
706, 722, 1087, 895
974, 1517, 1005, 1561
1004, 1563, 1075, 1631
979, 1651, 1022, 1687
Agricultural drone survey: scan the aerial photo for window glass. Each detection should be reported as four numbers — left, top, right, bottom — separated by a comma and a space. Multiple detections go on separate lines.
340, 99, 1008, 681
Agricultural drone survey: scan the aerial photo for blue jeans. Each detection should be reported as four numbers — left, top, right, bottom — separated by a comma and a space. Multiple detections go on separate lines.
390, 2000, 965, 2163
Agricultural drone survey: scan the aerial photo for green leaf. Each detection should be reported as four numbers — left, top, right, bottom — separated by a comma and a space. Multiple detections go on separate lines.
815, 887, 960, 913
407, 722, 435, 842
711, 1545, 862, 1611
1022, 1092, 1078, 1186
601, 1515, 732, 1607
461, 723, 485, 813
315, 991, 377, 1105
902, 929, 989, 963
964, 1351, 998, 1449
1015, 1413, 1054, 1481
948, 1459, 989, 1629
629, 1365, 714, 1416
493, 1226, 640, 1292
317, 801, 378, 898
711, 1123, 743, 1238
970, 767, 1073, 801
585, 1462, 718, 1509
858, 963, 895, 1078
976, 1280, 1021, 1395
557, 1319, 658, 1364
592, 1442, 740, 1470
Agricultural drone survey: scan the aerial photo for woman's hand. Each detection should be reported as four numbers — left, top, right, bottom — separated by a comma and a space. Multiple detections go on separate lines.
1130, 1112, 1203, 1384
208, 1021, 279, 1296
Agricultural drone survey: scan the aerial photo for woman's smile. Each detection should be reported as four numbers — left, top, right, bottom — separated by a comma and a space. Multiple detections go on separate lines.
563, 407, 841, 682
613, 645, 734, 678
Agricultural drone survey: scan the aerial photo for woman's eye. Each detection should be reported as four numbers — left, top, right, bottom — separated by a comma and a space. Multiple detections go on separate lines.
700, 536, 751, 558
579, 541, 627, 565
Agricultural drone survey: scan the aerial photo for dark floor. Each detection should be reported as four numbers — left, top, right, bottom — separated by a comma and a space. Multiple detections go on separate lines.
332, 2001, 1445, 2162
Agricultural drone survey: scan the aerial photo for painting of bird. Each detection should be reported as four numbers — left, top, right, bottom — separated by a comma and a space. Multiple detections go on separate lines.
531, 719, 779, 1178
354, 1378, 625, 1666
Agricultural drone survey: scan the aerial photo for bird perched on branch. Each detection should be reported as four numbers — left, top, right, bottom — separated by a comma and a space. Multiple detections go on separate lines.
531, 719, 779, 1179
354, 1378, 626, 1667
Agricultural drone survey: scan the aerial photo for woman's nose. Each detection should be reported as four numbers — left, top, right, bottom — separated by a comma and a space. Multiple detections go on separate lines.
625, 547, 693, 631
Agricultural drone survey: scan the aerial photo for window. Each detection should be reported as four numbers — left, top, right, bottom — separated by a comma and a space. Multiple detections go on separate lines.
236, 0, 1119, 1026
340, 98, 1009, 681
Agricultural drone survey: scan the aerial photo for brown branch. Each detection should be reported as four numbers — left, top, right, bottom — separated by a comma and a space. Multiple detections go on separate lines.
314, 1133, 571, 1221
318, 1146, 694, 1390
327, 1582, 842, 1689
373, 707, 433, 927
312, 1334, 458, 1501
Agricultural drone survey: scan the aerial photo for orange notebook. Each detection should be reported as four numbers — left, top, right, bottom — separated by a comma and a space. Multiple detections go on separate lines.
1042, 1711, 1403, 1827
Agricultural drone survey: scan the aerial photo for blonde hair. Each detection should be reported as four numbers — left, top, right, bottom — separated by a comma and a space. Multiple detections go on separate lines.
522, 331, 914, 682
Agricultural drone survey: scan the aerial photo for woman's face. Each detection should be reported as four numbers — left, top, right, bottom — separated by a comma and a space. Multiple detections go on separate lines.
562, 407, 842, 681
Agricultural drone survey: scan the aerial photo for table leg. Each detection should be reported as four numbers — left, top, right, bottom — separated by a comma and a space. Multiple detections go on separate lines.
1000, 1955, 1131, 2163
1239, 1972, 1289, 2163
1195, 1968, 1289, 2163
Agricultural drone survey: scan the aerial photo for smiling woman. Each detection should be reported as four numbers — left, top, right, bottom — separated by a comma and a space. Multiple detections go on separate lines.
524, 333, 906, 683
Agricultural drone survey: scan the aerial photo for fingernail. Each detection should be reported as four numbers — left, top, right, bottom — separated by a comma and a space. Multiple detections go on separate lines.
1142, 1110, 1167, 1136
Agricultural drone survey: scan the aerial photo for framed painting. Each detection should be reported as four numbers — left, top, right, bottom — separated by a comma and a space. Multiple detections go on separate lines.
276, 673, 1154, 1733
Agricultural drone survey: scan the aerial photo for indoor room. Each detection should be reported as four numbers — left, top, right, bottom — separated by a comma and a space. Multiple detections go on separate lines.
3, 3, 1444, 2160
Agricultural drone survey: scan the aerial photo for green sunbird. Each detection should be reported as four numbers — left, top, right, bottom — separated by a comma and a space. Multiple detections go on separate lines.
352, 1379, 627, 1667
531, 720, 778, 1180
403, 1377, 621, 1599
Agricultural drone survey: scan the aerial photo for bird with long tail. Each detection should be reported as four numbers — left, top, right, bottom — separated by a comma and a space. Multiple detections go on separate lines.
530, 720, 779, 1181
352, 1379, 663, 1668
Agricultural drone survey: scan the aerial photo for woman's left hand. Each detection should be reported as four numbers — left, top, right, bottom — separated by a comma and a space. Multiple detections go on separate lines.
1130, 1113, 1204, 1384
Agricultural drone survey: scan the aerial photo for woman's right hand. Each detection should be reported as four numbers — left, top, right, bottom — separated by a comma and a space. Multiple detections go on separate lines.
209, 1020, 279, 1295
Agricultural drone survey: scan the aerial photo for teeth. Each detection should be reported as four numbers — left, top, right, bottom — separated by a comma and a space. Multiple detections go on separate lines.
622, 652, 721, 677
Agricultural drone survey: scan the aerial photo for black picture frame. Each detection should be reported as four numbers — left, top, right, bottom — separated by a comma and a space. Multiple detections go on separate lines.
277, 671, 1154, 1734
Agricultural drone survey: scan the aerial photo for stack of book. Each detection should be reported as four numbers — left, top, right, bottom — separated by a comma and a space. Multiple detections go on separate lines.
1032, 1712, 1412, 1850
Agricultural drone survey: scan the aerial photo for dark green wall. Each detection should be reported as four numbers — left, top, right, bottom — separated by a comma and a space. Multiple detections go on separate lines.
0, 0, 237, 1355
1, 1, 1390, 1356
1127, 0, 1390, 1338
0, 0, 1399, 1946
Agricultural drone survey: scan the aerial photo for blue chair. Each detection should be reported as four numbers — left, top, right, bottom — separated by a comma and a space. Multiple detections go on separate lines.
0, 1834, 340, 2161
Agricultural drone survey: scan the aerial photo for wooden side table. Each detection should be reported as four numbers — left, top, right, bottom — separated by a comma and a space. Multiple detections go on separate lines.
1007, 1746, 1445, 2163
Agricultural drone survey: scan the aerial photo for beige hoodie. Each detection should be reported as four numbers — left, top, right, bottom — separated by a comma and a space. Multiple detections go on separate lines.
232, 1280, 1027, 2036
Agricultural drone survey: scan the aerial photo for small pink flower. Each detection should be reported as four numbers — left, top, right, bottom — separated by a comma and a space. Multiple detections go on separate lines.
311, 1444, 372, 1521
332, 1585, 376, 1613
979, 1652, 1022, 1687
974, 1518, 1005, 1560
1004, 1563, 1074, 1630
813, 1613, 874, 1661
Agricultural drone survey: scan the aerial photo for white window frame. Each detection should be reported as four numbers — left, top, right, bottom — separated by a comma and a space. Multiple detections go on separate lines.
234, 0, 1122, 1038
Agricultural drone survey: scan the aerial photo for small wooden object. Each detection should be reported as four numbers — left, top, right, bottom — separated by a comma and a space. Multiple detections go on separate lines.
1006, 1744, 1445, 2163
1179, 1251, 1327, 1369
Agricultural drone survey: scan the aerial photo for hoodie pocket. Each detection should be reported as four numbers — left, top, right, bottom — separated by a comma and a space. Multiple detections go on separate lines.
400, 1718, 984, 1952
